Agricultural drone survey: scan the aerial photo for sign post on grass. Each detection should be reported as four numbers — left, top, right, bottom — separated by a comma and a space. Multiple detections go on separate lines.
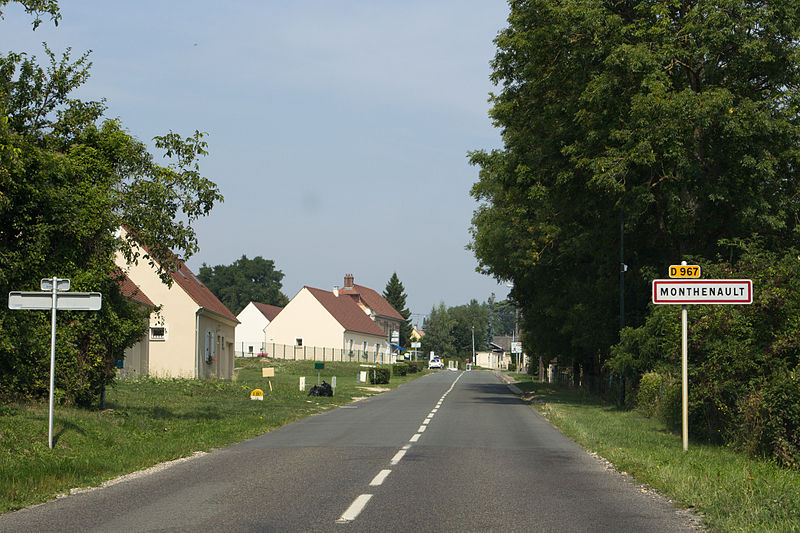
314, 362, 324, 385
8, 278, 102, 449
652, 262, 753, 451
262, 367, 275, 391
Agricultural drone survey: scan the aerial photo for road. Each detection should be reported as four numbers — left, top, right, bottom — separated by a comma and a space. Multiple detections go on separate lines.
1, 370, 699, 532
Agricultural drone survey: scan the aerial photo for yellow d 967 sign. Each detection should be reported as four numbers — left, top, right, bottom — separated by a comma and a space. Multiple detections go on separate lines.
669, 265, 701, 278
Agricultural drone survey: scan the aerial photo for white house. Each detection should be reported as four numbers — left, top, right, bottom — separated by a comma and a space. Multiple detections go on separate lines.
235, 301, 282, 356
263, 285, 391, 360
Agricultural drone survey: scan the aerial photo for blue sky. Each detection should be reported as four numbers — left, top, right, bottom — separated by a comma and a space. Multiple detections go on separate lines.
5, 1, 512, 321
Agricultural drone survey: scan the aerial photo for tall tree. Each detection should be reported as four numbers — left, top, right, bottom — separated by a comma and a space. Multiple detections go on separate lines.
420, 303, 455, 358
449, 300, 490, 358
487, 294, 516, 340
382, 272, 412, 347
0, 6, 222, 404
470, 0, 800, 376
197, 255, 289, 315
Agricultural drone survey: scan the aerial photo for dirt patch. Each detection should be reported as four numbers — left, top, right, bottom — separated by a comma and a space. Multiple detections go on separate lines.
356, 386, 389, 392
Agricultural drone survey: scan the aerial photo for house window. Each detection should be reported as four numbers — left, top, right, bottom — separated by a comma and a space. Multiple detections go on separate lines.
205, 331, 215, 364
296, 338, 303, 347
149, 326, 167, 341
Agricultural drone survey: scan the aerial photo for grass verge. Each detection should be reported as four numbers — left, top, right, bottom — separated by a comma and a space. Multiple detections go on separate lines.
514, 378, 800, 533
0, 358, 426, 514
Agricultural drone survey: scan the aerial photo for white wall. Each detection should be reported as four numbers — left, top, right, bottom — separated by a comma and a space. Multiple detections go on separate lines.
235, 303, 268, 356
264, 288, 344, 348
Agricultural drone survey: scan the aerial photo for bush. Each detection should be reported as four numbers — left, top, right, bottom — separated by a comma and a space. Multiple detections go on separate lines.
739, 370, 800, 468
658, 377, 682, 431
637, 372, 663, 418
392, 364, 408, 376
369, 367, 390, 385
409, 360, 426, 373
635, 372, 681, 429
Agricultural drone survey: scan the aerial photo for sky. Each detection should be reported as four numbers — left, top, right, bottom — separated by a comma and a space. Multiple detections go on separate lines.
5, 1, 512, 323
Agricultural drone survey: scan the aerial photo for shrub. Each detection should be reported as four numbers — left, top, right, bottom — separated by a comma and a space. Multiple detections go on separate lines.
369, 367, 390, 385
739, 370, 800, 468
392, 364, 408, 376
405, 361, 419, 373
658, 376, 682, 431
637, 372, 663, 418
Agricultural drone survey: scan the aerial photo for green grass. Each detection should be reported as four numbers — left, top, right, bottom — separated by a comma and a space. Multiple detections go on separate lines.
516, 380, 800, 533
0, 358, 426, 514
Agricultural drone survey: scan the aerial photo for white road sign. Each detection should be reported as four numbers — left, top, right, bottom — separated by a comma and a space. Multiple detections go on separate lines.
651, 280, 752, 305
9, 291, 102, 310
511, 341, 522, 353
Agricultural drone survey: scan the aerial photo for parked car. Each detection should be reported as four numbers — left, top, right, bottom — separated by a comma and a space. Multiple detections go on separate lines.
429, 356, 444, 369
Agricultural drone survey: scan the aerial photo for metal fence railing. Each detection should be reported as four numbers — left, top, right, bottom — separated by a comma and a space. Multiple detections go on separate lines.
236, 341, 391, 364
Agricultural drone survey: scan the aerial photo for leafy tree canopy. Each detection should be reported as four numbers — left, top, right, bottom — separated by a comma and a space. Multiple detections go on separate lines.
197, 256, 289, 315
420, 302, 456, 358
470, 0, 800, 373
0, 0, 60, 29
0, 3, 222, 404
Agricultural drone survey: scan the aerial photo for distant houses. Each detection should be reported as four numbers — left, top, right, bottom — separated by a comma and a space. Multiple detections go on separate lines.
263, 274, 405, 362
115, 250, 405, 375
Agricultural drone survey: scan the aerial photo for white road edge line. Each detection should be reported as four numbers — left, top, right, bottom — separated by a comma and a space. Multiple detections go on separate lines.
336, 494, 373, 523
418, 425, 426, 432
402, 444, 412, 450
422, 419, 431, 425
410, 434, 421, 442
370, 470, 391, 486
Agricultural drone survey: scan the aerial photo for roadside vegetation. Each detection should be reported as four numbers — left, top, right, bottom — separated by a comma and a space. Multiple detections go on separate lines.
513, 377, 800, 533
0, 359, 427, 514
469, 0, 800, 471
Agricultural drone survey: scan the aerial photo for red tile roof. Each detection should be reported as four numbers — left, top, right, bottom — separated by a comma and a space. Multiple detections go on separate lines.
305, 286, 386, 337
339, 283, 404, 321
116, 270, 155, 307
119, 228, 238, 322
252, 302, 283, 321
168, 262, 239, 322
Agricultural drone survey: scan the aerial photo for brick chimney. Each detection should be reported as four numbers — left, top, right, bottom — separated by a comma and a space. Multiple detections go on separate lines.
344, 273, 354, 289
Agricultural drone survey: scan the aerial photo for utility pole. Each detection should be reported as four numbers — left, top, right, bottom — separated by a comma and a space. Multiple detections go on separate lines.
471, 326, 475, 366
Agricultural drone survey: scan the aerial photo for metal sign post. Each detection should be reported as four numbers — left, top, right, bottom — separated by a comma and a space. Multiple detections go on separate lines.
8, 278, 102, 449
652, 262, 752, 451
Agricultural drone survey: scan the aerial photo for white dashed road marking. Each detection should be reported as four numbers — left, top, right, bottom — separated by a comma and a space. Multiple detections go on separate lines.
335, 371, 466, 524
369, 470, 391, 486
336, 494, 373, 523
390, 450, 406, 465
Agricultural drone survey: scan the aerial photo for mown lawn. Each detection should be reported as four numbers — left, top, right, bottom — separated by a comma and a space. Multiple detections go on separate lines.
0, 358, 426, 514
514, 378, 800, 533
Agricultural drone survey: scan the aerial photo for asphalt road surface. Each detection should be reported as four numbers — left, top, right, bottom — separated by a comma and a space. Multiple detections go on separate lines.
1, 370, 700, 532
